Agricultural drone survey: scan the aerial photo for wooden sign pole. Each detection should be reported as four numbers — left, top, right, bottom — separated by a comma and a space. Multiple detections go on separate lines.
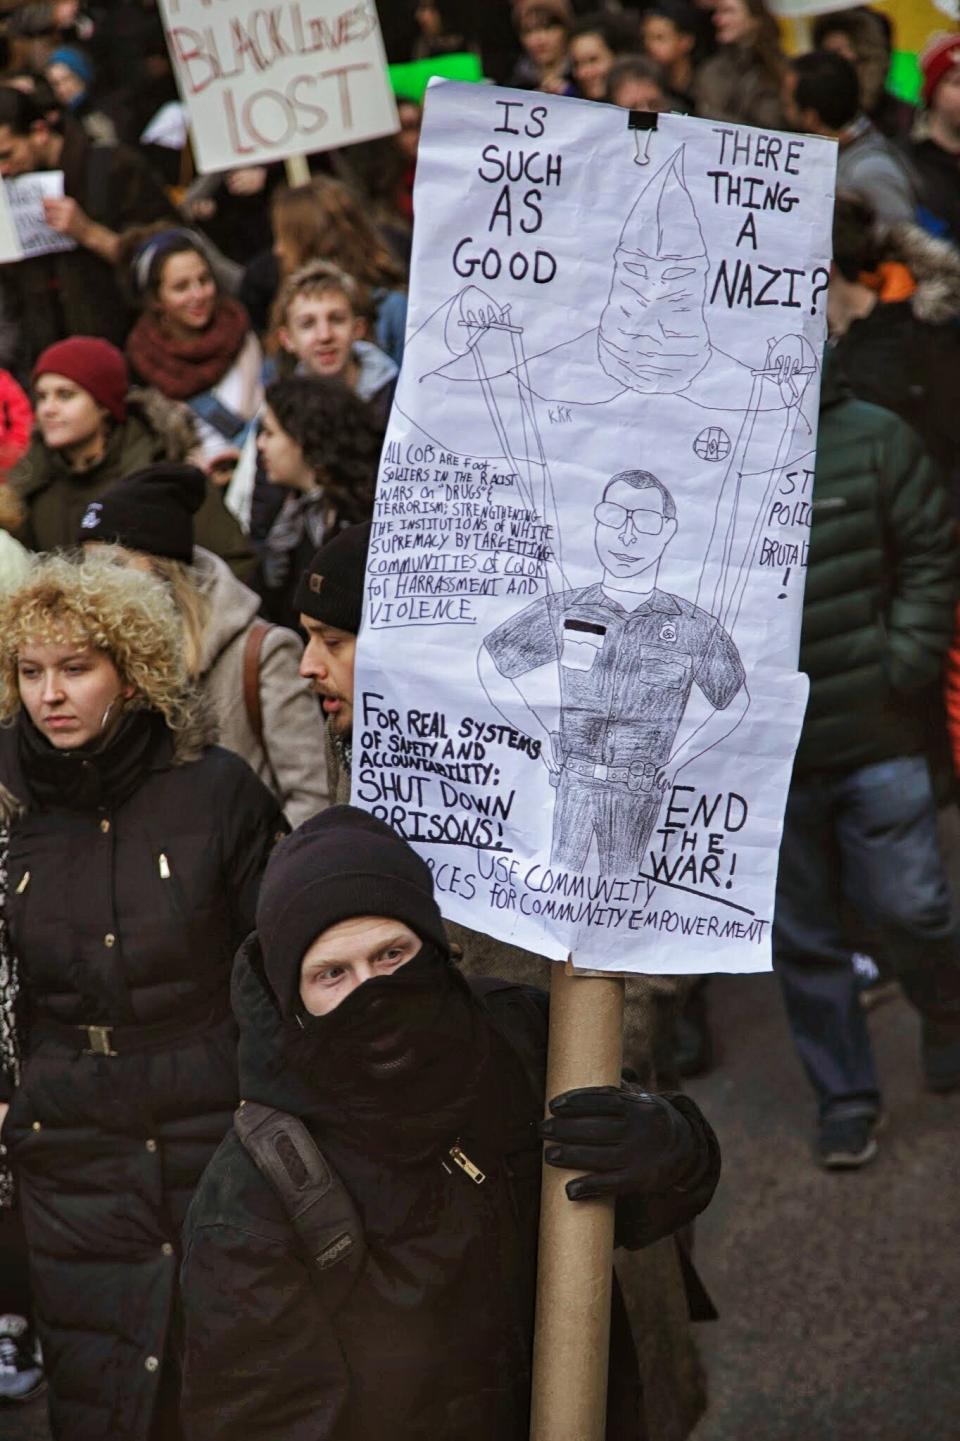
284, 153, 311, 186
529, 961, 625, 1441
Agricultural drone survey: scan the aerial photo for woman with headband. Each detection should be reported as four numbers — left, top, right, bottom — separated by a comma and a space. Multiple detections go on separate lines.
0, 550, 285, 1440
124, 227, 263, 477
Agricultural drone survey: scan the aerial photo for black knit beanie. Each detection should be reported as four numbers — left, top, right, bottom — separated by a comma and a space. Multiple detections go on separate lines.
77, 463, 206, 562
293, 521, 371, 633
257, 804, 449, 1018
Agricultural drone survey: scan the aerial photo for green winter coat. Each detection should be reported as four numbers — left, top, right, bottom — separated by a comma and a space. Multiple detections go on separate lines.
795, 354, 960, 775
11, 388, 254, 578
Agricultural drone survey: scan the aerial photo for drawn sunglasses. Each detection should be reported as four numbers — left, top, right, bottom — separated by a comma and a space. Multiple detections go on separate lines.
593, 502, 665, 534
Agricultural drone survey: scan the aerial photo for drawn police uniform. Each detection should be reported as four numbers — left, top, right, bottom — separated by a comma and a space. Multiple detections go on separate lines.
484, 584, 745, 872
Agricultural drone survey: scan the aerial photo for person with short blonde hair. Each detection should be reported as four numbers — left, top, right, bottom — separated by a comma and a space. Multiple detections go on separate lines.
0, 551, 285, 1441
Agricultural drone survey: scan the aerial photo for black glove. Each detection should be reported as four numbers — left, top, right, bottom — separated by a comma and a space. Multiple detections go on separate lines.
540, 1085, 700, 1202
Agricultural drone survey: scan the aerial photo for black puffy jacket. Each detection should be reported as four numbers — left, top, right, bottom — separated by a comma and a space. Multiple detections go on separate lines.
180, 937, 720, 1441
0, 711, 286, 1441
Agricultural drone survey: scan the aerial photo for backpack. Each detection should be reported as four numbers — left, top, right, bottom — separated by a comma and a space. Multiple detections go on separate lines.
233, 979, 547, 1311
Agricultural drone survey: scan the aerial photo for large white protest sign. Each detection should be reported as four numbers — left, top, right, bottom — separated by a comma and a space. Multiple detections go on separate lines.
4, 172, 75, 259
159, 0, 398, 173
353, 84, 837, 974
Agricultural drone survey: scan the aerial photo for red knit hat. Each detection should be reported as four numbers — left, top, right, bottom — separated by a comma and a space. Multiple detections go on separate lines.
920, 32, 960, 106
32, 337, 128, 422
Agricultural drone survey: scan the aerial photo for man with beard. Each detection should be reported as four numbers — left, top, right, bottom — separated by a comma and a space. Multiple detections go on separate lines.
179, 802, 720, 1441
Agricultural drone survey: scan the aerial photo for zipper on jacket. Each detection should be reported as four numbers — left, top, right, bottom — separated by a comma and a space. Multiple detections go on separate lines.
158, 853, 170, 880
15, 870, 29, 894
447, 1142, 485, 1185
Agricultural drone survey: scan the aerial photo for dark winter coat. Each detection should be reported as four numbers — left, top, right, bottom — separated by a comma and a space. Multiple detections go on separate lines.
180, 938, 720, 1441
325, 731, 713, 1440
0, 117, 176, 376
10, 388, 253, 573
0, 711, 286, 1441
794, 353, 960, 776
831, 224, 960, 504
910, 137, 960, 252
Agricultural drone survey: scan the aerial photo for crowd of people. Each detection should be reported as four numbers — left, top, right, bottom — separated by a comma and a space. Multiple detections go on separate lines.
0, 1, 958, 1438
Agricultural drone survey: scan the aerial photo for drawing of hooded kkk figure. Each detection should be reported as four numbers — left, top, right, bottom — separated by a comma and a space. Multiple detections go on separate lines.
525, 147, 813, 413
479, 467, 748, 874
398, 147, 818, 634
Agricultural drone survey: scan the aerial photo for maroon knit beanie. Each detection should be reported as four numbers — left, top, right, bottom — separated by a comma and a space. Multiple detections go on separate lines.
921, 33, 960, 107
33, 338, 128, 422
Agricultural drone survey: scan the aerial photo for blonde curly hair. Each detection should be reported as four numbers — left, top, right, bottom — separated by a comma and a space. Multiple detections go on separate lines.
0, 549, 203, 739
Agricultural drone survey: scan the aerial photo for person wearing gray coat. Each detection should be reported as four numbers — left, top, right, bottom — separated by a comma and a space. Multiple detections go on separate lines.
77, 464, 330, 827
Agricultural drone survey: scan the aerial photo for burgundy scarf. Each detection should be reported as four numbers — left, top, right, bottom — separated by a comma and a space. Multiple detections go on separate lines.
126, 296, 250, 400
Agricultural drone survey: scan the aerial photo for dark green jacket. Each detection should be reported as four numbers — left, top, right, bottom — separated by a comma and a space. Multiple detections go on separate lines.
11, 388, 253, 578
795, 355, 959, 775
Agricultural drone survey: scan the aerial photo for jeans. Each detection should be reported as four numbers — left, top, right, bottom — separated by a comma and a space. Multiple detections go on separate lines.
773, 756, 960, 1120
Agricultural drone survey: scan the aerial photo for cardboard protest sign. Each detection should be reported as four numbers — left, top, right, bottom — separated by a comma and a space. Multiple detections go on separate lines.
158, 0, 399, 173
353, 83, 837, 974
4, 172, 75, 259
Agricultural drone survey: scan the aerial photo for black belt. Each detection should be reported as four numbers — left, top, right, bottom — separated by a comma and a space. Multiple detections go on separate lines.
564, 756, 660, 791
33, 993, 232, 1057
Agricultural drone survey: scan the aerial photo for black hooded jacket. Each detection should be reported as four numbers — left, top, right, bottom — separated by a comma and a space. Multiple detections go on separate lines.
180, 937, 720, 1441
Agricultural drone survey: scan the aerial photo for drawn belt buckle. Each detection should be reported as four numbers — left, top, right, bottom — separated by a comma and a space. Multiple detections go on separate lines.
83, 1025, 117, 1057
593, 763, 609, 782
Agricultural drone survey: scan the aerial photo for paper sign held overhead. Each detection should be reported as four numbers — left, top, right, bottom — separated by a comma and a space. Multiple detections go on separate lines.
353, 84, 837, 976
158, 0, 399, 174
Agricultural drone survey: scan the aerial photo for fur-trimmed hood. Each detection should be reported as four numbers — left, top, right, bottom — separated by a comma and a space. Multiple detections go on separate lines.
11, 387, 198, 504
883, 223, 960, 326
126, 386, 199, 464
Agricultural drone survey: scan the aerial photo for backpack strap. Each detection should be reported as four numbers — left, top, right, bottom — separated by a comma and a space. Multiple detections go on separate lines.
242, 620, 273, 750
234, 1100, 366, 1311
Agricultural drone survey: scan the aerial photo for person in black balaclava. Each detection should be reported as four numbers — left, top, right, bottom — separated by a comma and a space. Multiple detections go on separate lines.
180, 804, 721, 1441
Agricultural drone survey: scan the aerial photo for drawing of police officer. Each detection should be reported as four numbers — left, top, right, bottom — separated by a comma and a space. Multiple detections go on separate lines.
479, 470, 748, 873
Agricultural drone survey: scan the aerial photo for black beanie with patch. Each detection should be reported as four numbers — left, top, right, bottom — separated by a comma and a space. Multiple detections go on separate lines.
257, 804, 449, 1018
293, 521, 371, 634
77, 463, 206, 562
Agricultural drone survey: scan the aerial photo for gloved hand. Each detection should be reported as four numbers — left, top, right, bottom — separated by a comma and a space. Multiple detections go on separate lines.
540, 1085, 700, 1202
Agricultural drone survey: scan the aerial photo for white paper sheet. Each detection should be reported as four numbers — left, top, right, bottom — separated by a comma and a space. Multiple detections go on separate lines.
353, 84, 837, 975
0, 179, 22, 263
158, 0, 399, 173
3, 172, 75, 259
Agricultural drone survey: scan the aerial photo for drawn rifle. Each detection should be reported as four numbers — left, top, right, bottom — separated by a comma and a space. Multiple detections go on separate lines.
718, 347, 814, 633
697, 339, 814, 631
461, 309, 567, 595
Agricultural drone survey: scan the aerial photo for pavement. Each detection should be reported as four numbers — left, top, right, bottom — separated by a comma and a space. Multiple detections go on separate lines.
5, 970, 959, 1441
688, 972, 960, 1441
